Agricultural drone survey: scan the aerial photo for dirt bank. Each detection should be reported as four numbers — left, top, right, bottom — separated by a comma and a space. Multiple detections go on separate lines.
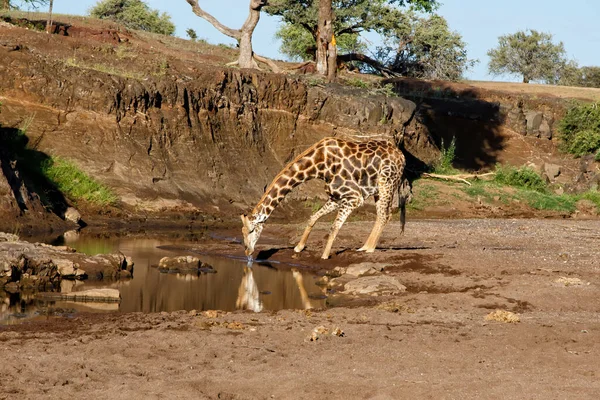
2, 13, 597, 235
1, 218, 599, 399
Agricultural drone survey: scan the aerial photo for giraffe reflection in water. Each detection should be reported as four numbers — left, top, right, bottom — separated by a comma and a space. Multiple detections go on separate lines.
236, 263, 315, 312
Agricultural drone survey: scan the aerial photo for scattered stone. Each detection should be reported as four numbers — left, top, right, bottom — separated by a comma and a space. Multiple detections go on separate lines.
0, 233, 19, 242
485, 310, 520, 323
555, 277, 586, 287
343, 276, 406, 296
544, 163, 561, 179
64, 207, 82, 224
203, 310, 219, 318
331, 327, 345, 337
345, 262, 386, 277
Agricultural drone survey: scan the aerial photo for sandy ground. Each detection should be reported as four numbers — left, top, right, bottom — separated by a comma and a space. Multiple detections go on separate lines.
1, 218, 600, 399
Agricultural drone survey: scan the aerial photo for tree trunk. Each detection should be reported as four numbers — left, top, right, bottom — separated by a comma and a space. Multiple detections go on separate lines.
1, 0, 10, 10
186, 0, 266, 70
239, 30, 259, 69
317, 0, 334, 78
46, 0, 54, 34
523, 76, 530, 83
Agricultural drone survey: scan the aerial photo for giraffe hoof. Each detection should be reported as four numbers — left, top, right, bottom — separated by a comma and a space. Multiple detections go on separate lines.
294, 245, 305, 253
356, 247, 366, 252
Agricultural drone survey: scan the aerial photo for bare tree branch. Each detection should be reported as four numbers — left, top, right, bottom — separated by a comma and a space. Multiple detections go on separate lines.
185, 0, 241, 39
253, 53, 282, 73
337, 53, 401, 78
422, 172, 496, 186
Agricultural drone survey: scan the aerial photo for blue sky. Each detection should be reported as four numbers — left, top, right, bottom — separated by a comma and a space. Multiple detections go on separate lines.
24, 0, 600, 82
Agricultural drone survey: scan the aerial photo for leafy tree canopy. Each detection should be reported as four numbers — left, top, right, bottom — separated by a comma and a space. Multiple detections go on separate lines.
89, 0, 175, 36
374, 11, 476, 80
266, 0, 437, 40
487, 29, 567, 83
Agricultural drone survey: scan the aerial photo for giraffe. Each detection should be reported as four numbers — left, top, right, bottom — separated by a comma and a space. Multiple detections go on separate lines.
241, 137, 411, 260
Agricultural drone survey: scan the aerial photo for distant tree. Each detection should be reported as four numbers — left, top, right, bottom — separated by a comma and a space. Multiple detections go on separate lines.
374, 11, 477, 81
265, 0, 439, 78
185, 27, 197, 41
557, 65, 600, 88
487, 30, 567, 83
89, 0, 175, 36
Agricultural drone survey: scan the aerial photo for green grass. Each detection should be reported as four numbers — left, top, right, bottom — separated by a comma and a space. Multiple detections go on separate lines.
64, 57, 145, 80
41, 157, 118, 206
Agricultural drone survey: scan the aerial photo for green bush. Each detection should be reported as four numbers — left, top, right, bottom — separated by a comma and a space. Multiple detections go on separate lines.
494, 165, 548, 193
89, 0, 175, 35
563, 129, 600, 157
558, 102, 600, 157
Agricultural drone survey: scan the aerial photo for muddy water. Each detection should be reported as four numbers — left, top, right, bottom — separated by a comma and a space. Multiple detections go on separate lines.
0, 235, 326, 324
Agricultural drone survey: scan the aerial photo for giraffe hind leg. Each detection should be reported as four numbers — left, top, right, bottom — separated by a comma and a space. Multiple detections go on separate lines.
294, 199, 338, 253
358, 181, 394, 253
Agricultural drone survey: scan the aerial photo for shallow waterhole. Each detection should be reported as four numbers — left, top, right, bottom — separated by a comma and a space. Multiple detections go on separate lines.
0, 233, 326, 325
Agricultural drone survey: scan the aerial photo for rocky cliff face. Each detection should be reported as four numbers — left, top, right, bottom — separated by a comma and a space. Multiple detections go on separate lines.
0, 21, 430, 226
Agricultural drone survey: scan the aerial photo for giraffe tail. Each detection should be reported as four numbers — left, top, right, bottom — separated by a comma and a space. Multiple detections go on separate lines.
398, 178, 413, 234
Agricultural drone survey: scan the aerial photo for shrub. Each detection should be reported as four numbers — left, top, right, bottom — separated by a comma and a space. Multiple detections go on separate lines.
558, 102, 600, 157
563, 129, 600, 157
433, 137, 457, 174
494, 165, 548, 193
89, 0, 175, 35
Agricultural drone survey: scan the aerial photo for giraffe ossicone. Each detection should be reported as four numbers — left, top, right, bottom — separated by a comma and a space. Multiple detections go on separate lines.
241, 137, 411, 260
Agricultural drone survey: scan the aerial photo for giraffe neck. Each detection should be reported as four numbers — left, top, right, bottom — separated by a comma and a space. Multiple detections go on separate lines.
250, 147, 321, 224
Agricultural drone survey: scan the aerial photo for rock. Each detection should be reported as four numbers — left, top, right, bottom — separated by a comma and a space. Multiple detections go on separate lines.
485, 310, 520, 323
64, 207, 82, 224
555, 276, 587, 286
54, 258, 76, 276
157, 256, 214, 274
0, 232, 19, 242
525, 111, 543, 136
544, 163, 561, 179
539, 119, 552, 139
554, 186, 564, 195
343, 276, 407, 296
345, 262, 386, 277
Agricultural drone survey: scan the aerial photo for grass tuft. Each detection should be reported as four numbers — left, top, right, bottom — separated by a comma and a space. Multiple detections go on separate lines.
41, 157, 118, 206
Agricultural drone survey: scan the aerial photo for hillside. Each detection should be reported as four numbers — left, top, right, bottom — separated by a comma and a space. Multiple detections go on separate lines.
0, 12, 599, 233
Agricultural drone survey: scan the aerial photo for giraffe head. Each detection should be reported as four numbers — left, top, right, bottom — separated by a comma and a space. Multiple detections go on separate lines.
241, 214, 264, 258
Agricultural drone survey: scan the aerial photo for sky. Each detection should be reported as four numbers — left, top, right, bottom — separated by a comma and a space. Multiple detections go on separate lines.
21, 0, 600, 82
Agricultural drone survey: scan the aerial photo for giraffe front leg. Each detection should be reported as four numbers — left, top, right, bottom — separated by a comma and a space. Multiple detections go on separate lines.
321, 199, 360, 259
294, 199, 338, 253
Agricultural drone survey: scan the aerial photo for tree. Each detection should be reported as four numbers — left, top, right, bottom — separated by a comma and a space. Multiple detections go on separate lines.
185, 0, 279, 71
556, 64, 600, 88
89, 0, 175, 35
374, 11, 476, 81
265, 0, 438, 78
487, 30, 567, 84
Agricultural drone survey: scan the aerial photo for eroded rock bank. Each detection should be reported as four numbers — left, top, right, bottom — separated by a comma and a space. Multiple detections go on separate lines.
0, 232, 133, 296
